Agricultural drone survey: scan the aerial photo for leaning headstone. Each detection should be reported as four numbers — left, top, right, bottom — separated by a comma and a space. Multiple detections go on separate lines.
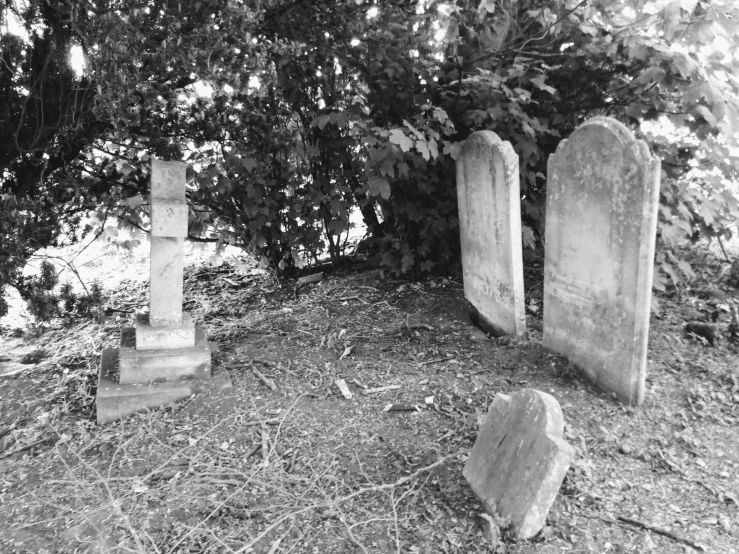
96, 160, 229, 424
463, 389, 573, 539
544, 117, 660, 406
456, 131, 526, 336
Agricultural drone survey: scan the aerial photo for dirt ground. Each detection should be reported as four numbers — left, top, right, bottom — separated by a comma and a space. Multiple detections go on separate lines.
0, 250, 738, 553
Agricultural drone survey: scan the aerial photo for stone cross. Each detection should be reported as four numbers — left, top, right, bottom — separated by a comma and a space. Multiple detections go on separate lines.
132, 160, 197, 353
97, 160, 218, 423
543, 117, 660, 406
456, 131, 526, 337
463, 389, 574, 539
149, 160, 188, 326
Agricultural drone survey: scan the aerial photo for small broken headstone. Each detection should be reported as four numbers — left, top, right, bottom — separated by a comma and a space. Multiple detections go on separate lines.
463, 388, 574, 539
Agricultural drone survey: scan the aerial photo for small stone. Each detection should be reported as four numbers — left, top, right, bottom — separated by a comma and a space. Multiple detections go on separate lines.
19, 349, 47, 365
718, 514, 732, 533
619, 442, 632, 455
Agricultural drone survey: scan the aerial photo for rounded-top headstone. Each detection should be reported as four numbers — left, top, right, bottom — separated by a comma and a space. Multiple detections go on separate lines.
456, 131, 526, 337
544, 116, 661, 406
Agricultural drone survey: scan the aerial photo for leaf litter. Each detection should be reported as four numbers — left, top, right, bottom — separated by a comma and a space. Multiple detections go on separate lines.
0, 251, 737, 553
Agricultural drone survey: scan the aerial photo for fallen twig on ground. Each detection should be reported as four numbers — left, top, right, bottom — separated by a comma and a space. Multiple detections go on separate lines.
234, 451, 463, 554
252, 367, 277, 391
615, 516, 707, 551
364, 385, 401, 394
339, 295, 369, 305
0, 437, 57, 460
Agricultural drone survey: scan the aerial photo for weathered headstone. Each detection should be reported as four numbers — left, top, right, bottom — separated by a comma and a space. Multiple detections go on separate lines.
456, 131, 526, 337
463, 389, 573, 539
544, 117, 660, 406
97, 160, 228, 424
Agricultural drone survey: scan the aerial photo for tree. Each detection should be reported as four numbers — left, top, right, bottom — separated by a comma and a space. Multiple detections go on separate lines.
2, 0, 739, 318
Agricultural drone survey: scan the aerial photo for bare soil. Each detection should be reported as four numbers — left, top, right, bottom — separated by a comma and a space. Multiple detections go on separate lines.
1, 252, 738, 553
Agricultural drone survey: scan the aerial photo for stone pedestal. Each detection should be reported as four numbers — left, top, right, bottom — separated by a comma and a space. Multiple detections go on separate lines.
96, 160, 231, 424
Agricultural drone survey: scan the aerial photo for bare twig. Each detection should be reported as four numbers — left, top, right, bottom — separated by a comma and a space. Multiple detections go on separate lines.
234, 451, 462, 554
616, 516, 706, 551
419, 358, 447, 366
364, 385, 401, 394
339, 295, 369, 305
716, 235, 731, 263
252, 366, 277, 391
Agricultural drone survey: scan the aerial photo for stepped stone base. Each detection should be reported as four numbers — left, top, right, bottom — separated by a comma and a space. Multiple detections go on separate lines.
96, 348, 232, 424
135, 313, 196, 350
118, 325, 211, 385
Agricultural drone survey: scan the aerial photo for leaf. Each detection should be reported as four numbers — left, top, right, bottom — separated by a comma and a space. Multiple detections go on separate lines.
401, 253, 414, 272
694, 105, 717, 126
119, 163, 135, 176
339, 345, 354, 360
416, 141, 430, 161
402, 119, 425, 140
443, 141, 463, 160
652, 270, 667, 292
633, 66, 666, 86
132, 481, 148, 493
661, 261, 681, 287
677, 259, 696, 281
529, 74, 556, 95
478, 0, 496, 15
124, 195, 144, 208
388, 129, 413, 152
368, 175, 392, 199
312, 114, 331, 129
521, 225, 536, 250
242, 158, 258, 172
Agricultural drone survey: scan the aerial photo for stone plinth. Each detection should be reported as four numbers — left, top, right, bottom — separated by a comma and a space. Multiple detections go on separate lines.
118, 326, 211, 384
135, 313, 195, 350
456, 131, 526, 337
463, 389, 574, 539
543, 117, 660, 406
97, 348, 231, 424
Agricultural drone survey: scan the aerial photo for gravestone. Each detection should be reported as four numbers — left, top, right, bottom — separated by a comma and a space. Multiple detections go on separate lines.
463, 389, 573, 539
97, 160, 229, 424
543, 117, 660, 406
456, 131, 526, 337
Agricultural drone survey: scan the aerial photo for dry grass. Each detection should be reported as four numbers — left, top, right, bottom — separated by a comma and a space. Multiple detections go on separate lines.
1, 247, 739, 553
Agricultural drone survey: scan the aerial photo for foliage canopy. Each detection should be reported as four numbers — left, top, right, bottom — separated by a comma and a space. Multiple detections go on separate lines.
2, 0, 739, 316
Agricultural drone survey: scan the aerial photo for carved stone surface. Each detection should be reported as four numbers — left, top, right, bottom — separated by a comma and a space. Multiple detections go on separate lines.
149, 236, 184, 326
456, 131, 526, 337
463, 389, 574, 539
151, 159, 187, 202
544, 117, 661, 406
151, 200, 188, 238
